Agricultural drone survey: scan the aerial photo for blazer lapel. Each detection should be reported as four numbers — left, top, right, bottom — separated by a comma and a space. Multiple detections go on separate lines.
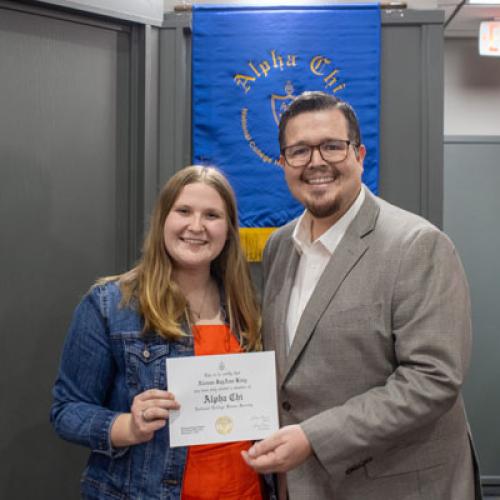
272, 238, 300, 379
281, 188, 380, 386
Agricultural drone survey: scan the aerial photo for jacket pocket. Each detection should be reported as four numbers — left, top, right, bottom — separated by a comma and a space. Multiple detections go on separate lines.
124, 336, 170, 392
81, 477, 127, 500
365, 439, 448, 478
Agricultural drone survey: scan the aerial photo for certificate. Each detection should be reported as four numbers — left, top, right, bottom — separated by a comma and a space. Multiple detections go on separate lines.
167, 351, 279, 447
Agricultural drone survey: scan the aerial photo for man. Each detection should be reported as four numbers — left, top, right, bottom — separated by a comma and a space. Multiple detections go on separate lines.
242, 91, 481, 499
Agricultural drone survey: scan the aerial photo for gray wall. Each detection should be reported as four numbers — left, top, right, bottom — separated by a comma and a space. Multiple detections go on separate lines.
445, 38, 500, 136
378, 10, 444, 227
444, 136, 500, 490
0, 1, 158, 498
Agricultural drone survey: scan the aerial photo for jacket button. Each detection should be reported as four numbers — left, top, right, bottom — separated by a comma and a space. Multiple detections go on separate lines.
281, 401, 291, 411
143, 349, 151, 359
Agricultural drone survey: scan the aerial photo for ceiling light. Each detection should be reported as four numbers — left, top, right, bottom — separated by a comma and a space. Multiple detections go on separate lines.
468, 1, 500, 5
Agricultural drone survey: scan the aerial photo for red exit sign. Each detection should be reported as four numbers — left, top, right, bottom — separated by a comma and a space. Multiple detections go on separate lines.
479, 21, 500, 57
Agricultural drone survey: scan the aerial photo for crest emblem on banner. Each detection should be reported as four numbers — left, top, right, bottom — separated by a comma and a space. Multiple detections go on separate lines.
270, 81, 296, 126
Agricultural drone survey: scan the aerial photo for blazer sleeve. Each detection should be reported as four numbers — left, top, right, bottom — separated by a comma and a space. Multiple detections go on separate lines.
300, 226, 472, 480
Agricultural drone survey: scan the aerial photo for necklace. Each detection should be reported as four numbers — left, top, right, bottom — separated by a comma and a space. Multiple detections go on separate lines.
188, 280, 211, 319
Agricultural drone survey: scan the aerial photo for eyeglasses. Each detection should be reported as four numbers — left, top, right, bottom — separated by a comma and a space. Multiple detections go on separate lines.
281, 139, 355, 168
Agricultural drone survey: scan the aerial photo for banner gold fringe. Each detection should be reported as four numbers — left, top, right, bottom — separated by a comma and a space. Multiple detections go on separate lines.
239, 227, 277, 263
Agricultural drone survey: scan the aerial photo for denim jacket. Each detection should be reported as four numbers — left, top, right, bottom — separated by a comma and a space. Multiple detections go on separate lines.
51, 281, 199, 499
51, 281, 276, 500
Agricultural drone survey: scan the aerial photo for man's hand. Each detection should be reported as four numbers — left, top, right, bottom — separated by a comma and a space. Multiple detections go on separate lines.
241, 424, 312, 473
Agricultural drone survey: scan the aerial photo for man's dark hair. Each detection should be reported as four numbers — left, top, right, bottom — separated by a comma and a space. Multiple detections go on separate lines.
278, 91, 362, 151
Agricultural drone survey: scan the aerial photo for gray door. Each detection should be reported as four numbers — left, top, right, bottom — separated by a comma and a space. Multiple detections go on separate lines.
0, 4, 133, 498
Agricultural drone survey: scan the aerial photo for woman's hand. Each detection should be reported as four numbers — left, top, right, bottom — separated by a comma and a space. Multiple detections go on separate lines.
110, 389, 180, 447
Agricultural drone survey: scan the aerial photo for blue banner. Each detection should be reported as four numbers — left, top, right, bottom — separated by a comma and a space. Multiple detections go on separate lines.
192, 4, 380, 257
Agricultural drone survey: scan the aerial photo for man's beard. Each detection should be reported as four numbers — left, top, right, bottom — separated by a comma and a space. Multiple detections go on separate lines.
305, 196, 341, 219
300, 164, 342, 219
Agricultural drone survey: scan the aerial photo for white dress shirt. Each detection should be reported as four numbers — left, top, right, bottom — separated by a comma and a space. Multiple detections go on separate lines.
286, 188, 365, 350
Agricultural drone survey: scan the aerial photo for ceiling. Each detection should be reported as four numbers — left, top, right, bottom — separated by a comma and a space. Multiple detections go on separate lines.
165, 1, 500, 38
437, 1, 500, 37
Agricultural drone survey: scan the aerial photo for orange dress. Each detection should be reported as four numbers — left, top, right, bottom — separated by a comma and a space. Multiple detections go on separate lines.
181, 324, 263, 500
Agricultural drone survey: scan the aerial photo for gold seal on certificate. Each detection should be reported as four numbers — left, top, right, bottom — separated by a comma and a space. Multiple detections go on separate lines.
167, 351, 279, 447
215, 416, 233, 435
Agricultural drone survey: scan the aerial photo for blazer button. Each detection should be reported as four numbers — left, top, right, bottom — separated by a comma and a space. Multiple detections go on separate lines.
281, 401, 291, 411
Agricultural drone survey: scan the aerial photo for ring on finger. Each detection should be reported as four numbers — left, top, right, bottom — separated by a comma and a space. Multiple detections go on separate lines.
141, 408, 151, 422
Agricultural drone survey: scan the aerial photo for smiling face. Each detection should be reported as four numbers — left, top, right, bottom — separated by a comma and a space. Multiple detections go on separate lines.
163, 182, 229, 273
280, 108, 366, 229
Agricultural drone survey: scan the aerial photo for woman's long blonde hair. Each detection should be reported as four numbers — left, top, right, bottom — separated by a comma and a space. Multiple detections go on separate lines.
103, 166, 261, 351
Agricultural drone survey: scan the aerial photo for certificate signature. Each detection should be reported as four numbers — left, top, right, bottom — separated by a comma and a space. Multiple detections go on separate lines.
167, 351, 279, 447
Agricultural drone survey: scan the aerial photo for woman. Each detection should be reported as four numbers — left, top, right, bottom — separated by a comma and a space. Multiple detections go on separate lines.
51, 166, 268, 499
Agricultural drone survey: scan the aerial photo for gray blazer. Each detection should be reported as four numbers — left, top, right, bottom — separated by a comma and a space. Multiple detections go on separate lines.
261, 187, 482, 500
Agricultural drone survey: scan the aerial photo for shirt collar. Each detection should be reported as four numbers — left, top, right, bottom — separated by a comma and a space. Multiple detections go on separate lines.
292, 186, 365, 255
